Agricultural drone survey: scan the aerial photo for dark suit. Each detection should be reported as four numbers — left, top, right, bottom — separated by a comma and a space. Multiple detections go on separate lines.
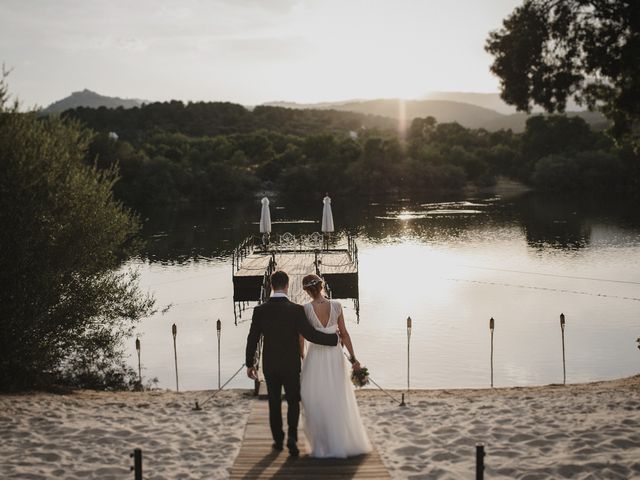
245, 296, 338, 445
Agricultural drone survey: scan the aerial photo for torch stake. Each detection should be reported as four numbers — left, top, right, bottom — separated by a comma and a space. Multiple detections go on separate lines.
489, 317, 495, 388
135, 337, 141, 387
217, 319, 222, 390
172, 323, 179, 392
407, 316, 412, 398
560, 313, 566, 385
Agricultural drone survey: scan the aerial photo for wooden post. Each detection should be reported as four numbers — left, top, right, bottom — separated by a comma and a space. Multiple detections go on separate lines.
130, 448, 142, 480
560, 313, 566, 385
407, 316, 412, 397
135, 337, 141, 387
216, 319, 222, 390
489, 317, 495, 388
476, 444, 485, 480
172, 323, 179, 392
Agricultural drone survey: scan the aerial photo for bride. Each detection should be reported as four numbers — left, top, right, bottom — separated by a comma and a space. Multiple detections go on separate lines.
299, 273, 372, 458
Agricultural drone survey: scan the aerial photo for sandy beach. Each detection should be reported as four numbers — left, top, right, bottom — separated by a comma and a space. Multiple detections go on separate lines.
1, 376, 639, 479
0, 390, 252, 480
359, 375, 640, 479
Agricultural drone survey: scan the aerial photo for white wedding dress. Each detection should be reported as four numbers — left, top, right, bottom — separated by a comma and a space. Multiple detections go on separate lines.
300, 300, 372, 458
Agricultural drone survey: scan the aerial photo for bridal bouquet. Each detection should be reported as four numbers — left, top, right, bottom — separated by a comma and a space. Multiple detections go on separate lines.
351, 365, 370, 388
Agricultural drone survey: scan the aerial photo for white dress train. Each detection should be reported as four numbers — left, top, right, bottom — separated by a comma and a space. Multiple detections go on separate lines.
300, 300, 372, 458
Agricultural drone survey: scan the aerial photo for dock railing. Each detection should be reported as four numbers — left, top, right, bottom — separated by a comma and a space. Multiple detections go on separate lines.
234, 233, 357, 259
232, 236, 256, 273
258, 254, 277, 304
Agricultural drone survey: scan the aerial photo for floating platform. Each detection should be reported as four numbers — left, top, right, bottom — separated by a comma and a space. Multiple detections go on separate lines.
232, 234, 359, 304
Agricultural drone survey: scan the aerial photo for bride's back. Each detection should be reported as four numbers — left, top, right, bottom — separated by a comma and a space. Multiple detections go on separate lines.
311, 301, 332, 327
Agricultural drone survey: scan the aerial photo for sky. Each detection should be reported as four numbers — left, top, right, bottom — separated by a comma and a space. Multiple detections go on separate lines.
0, 0, 522, 107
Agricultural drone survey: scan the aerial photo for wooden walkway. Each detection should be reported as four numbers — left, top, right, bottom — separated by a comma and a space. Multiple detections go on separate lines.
229, 400, 390, 479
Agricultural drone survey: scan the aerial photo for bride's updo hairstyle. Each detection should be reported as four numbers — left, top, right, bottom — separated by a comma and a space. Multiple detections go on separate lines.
302, 274, 324, 297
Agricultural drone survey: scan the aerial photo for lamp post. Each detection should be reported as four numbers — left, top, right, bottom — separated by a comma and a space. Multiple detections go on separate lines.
172, 323, 179, 392
135, 337, 141, 387
217, 319, 222, 390
560, 313, 566, 385
489, 317, 495, 388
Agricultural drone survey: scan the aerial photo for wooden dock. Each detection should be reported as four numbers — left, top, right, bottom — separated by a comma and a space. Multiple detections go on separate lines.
229, 400, 390, 479
233, 237, 359, 303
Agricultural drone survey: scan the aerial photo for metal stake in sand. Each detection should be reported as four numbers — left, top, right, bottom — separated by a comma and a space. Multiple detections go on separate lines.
489, 317, 495, 388
406, 316, 412, 397
135, 337, 142, 387
130, 448, 142, 480
172, 323, 179, 392
476, 444, 485, 480
217, 319, 222, 390
560, 313, 566, 385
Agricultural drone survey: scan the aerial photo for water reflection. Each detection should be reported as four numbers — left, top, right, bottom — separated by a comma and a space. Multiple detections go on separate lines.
138, 193, 640, 263
127, 192, 640, 391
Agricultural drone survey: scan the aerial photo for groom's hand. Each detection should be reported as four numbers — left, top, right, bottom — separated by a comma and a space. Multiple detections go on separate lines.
246, 367, 258, 380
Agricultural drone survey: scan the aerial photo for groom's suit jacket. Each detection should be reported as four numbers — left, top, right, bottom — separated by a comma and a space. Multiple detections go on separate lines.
245, 296, 338, 376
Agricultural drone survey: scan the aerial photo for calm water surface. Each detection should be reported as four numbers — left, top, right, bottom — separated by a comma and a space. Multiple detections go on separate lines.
124, 193, 640, 391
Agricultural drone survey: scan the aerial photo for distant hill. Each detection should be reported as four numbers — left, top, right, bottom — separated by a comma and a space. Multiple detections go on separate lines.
42, 89, 145, 114
264, 99, 503, 128
422, 91, 583, 115
263, 98, 606, 132
46, 89, 607, 133
485, 110, 609, 132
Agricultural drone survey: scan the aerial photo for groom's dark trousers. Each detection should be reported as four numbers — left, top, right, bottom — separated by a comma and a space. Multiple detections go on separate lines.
245, 296, 338, 445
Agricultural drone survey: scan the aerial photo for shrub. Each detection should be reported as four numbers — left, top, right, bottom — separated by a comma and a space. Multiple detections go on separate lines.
0, 78, 154, 390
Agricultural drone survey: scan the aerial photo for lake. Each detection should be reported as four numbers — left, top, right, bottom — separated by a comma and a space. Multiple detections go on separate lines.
125, 192, 640, 392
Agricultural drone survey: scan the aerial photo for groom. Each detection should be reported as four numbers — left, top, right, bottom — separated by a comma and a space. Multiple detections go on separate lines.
245, 270, 339, 456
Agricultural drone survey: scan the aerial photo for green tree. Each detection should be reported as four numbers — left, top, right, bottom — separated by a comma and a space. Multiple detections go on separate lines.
486, 0, 640, 142
522, 115, 600, 159
531, 154, 580, 190
0, 79, 154, 390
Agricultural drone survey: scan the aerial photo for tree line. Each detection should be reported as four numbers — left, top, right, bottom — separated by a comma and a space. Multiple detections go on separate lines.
61, 100, 638, 207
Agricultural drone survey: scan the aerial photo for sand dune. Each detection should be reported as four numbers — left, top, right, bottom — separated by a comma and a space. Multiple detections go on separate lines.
1, 377, 639, 479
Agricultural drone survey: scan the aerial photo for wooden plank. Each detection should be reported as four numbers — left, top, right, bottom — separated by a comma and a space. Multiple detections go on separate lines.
234, 250, 358, 303
317, 252, 357, 275
235, 252, 357, 278
229, 400, 390, 479
234, 254, 273, 277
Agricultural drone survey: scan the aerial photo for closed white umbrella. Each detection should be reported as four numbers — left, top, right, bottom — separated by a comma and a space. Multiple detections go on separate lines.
259, 197, 271, 234
321, 194, 334, 233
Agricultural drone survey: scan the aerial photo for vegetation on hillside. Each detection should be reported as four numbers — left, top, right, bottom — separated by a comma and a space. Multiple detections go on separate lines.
60, 99, 636, 207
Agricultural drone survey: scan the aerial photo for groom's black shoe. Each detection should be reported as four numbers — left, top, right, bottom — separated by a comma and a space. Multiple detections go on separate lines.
287, 440, 299, 457
272, 442, 283, 451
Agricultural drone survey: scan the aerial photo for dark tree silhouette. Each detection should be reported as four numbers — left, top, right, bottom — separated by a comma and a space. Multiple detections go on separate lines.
486, 0, 640, 142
